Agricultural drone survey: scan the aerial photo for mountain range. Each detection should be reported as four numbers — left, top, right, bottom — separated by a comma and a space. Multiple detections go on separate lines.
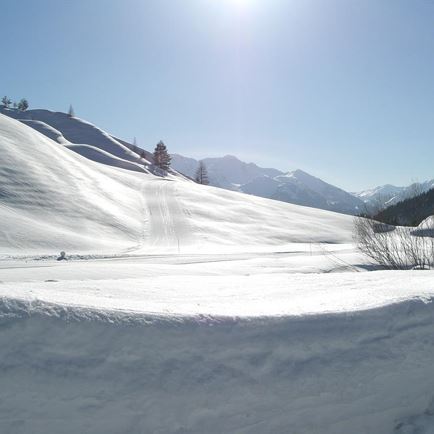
172, 154, 364, 215
353, 181, 434, 212
172, 154, 434, 215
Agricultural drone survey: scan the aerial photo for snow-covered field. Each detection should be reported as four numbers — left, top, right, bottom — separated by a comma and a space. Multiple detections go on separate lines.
1, 112, 434, 433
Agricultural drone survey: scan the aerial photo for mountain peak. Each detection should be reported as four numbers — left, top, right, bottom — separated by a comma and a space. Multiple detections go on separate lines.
222, 154, 240, 161
288, 169, 311, 177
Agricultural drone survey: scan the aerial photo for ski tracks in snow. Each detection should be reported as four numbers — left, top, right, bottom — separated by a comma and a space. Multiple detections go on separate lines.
141, 179, 193, 252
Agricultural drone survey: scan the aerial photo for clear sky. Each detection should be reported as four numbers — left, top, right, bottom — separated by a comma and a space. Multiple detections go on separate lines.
2, 0, 434, 191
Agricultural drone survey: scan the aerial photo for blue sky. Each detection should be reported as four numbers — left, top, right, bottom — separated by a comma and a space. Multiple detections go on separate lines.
2, 0, 434, 190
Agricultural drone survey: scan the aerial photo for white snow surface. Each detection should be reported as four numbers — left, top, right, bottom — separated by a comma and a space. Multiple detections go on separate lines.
2, 263, 434, 434
0, 113, 355, 255
3, 112, 434, 433
1, 107, 147, 164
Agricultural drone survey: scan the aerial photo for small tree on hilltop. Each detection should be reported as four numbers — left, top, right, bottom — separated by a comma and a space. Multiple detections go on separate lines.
132, 137, 140, 154
17, 98, 29, 111
153, 140, 171, 171
1, 96, 11, 108
68, 104, 75, 118
195, 160, 209, 185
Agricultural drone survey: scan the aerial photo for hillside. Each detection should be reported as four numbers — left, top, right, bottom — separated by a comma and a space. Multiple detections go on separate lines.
0, 113, 355, 256
374, 187, 434, 226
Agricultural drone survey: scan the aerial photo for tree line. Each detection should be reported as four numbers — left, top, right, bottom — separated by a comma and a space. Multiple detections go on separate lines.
1, 96, 29, 111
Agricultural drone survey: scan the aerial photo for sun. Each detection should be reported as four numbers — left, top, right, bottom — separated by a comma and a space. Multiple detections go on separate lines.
229, 0, 251, 9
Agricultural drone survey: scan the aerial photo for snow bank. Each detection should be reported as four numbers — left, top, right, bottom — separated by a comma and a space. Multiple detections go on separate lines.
1, 294, 434, 434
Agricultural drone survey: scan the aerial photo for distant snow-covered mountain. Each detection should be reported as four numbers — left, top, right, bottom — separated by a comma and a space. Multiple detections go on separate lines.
171, 154, 282, 189
354, 180, 434, 211
172, 154, 364, 215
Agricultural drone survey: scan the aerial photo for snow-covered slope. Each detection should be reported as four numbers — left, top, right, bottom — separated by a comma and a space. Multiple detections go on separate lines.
64, 144, 147, 173
1, 108, 148, 164
0, 114, 145, 254
172, 154, 364, 215
0, 113, 354, 256
4, 111, 434, 433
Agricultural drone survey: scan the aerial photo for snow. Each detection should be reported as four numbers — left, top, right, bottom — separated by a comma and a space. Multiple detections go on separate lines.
0, 259, 433, 317
65, 144, 147, 173
1, 107, 147, 164
0, 113, 355, 255
2, 110, 434, 433
2, 274, 434, 434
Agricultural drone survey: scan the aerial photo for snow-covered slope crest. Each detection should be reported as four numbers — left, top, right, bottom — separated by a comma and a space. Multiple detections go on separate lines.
0, 107, 149, 164
2, 291, 434, 433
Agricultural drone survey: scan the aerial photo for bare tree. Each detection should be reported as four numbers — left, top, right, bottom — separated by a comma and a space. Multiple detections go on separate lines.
68, 105, 75, 118
195, 161, 209, 185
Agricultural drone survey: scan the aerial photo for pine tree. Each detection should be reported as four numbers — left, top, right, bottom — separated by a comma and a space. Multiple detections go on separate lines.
195, 161, 209, 185
68, 104, 75, 117
17, 98, 29, 111
132, 137, 139, 154
153, 140, 171, 171
1, 96, 11, 108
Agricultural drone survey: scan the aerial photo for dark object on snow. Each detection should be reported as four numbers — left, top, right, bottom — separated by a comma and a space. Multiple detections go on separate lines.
57, 251, 67, 261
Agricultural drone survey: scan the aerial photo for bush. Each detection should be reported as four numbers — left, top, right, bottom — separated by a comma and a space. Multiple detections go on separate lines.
354, 216, 434, 269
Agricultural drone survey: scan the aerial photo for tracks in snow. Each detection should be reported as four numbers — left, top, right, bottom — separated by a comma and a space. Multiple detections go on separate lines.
141, 179, 193, 252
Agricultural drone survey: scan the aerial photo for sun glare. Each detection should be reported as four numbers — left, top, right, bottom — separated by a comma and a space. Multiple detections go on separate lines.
229, 0, 251, 9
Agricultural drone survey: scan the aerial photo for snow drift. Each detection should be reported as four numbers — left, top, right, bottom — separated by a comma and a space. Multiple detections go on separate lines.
1, 294, 434, 434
